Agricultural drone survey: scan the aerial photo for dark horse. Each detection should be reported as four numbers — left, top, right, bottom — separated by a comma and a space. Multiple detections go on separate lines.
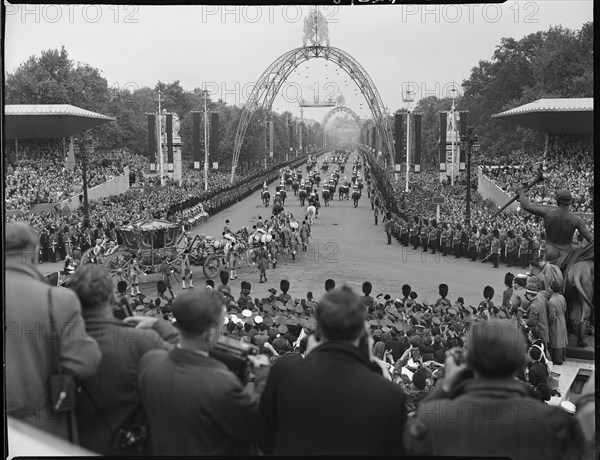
299, 189, 307, 207
262, 190, 270, 207
352, 190, 361, 208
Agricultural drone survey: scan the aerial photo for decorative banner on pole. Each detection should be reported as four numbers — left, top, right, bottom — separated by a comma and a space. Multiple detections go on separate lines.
147, 114, 156, 159
459, 111, 468, 171
366, 125, 370, 147
414, 113, 422, 173
211, 112, 219, 168
439, 112, 447, 172
192, 112, 201, 169
394, 113, 404, 166
298, 123, 303, 154
269, 121, 274, 158
166, 113, 174, 166
289, 121, 294, 150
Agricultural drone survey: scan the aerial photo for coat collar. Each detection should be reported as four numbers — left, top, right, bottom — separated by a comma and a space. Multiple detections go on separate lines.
450, 376, 537, 399
6, 260, 48, 283
308, 341, 382, 373
168, 346, 228, 370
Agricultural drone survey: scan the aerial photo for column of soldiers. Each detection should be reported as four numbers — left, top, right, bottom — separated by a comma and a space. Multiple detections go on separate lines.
386, 216, 547, 269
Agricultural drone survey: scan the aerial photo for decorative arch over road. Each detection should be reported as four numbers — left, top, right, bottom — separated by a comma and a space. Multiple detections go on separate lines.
321, 106, 361, 130
231, 45, 394, 182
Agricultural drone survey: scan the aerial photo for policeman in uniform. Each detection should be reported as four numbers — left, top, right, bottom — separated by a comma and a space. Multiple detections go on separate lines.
518, 231, 530, 268
428, 223, 438, 254
400, 221, 409, 247
224, 219, 231, 235
440, 224, 449, 257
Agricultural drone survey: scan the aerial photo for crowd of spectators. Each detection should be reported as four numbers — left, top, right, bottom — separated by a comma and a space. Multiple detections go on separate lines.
480, 134, 593, 213
5, 140, 143, 211
7, 152, 315, 261
6, 221, 593, 456
363, 144, 593, 269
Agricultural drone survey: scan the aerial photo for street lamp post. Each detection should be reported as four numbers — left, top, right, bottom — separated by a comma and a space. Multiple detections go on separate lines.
73, 135, 92, 228
203, 89, 209, 192
461, 128, 480, 227
450, 87, 457, 187
403, 90, 414, 192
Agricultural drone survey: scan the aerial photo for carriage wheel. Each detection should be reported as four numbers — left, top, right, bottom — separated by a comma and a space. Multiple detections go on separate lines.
105, 250, 133, 284
203, 254, 221, 279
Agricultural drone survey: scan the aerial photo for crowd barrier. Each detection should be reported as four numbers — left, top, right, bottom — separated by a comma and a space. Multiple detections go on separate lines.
477, 166, 520, 212
59, 167, 130, 211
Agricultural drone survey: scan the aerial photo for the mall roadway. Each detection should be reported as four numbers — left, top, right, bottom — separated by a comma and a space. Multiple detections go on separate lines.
42, 151, 509, 307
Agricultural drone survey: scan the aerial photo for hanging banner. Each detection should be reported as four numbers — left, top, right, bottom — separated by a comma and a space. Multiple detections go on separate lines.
414, 113, 422, 173
211, 112, 219, 166
147, 114, 156, 159
439, 112, 447, 171
459, 111, 468, 171
269, 121, 274, 158
166, 113, 174, 165
192, 111, 201, 167
394, 113, 403, 165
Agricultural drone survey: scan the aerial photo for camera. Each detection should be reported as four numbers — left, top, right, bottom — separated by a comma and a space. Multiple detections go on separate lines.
210, 336, 259, 384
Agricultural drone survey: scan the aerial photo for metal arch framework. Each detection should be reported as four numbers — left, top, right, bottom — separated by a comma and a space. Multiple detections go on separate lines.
321, 106, 361, 130
231, 45, 394, 182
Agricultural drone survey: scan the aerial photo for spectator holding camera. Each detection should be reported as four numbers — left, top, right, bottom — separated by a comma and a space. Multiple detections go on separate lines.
260, 286, 407, 455
67, 264, 178, 454
137, 289, 268, 455
404, 319, 584, 459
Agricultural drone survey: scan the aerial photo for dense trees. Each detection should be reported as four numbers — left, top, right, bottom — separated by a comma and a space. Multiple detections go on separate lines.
5, 48, 321, 167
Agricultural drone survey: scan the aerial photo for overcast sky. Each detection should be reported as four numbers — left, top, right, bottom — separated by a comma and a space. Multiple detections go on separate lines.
4, 2, 593, 122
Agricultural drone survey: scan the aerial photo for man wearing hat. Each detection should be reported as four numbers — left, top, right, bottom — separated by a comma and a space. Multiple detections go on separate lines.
138, 289, 268, 455
525, 277, 550, 350
260, 287, 407, 455
6, 222, 101, 442
518, 188, 593, 265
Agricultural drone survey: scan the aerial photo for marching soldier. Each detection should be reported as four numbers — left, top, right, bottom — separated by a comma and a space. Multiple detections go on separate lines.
505, 230, 516, 267
420, 219, 429, 252
410, 219, 419, 250
453, 224, 463, 258
48, 229, 58, 263
490, 229, 501, 268
518, 231, 530, 268
180, 250, 194, 289
129, 253, 146, 296
428, 223, 438, 254
440, 224, 449, 257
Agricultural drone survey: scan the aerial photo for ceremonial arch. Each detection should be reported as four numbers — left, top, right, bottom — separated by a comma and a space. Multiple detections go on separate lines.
230, 10, 393, 182
321, 105, 361, 130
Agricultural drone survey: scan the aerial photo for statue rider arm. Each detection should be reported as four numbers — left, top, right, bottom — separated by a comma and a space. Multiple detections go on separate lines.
575, 217, 593, 242
518, 190, 550, 218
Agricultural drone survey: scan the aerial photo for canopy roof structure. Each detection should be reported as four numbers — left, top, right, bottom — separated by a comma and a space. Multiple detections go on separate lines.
492, 98, 593, 134
5, 104, 115, 139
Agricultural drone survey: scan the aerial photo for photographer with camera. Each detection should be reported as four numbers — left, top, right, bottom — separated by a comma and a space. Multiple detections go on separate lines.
67, 264, 179, 455
403, 319, 585, 459
259, 286, 408, 455
138, 289, 269, 455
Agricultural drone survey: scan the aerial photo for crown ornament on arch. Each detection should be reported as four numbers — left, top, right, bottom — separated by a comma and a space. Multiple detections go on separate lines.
303, 9, 330, 48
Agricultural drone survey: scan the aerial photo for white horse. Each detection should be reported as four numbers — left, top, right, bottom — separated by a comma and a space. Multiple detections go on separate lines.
306, 205, 316, 225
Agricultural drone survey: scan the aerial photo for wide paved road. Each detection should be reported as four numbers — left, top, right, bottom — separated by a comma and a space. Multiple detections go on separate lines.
179, 151, 508, 307
43, 151, 509, 306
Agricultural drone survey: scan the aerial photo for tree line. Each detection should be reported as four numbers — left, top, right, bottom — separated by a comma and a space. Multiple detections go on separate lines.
6, 22, 592, 169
